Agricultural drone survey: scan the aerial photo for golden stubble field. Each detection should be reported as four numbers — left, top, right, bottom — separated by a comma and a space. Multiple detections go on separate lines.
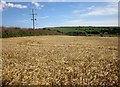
1, 36, 119, 85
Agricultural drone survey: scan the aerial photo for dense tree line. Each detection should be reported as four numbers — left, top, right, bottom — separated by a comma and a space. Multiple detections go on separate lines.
1, 27, 63, 38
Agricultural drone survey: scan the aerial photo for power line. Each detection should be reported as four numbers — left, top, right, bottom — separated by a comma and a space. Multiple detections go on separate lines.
31, 9, 37, 30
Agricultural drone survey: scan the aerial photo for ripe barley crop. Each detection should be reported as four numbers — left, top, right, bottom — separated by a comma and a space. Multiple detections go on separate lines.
2, 36, 119, 86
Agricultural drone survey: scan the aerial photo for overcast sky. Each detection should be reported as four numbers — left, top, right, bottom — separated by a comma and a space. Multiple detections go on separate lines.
0, 0, 119, 28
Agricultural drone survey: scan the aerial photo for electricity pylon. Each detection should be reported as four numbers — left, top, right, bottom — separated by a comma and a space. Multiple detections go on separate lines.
31, 9, 37, 30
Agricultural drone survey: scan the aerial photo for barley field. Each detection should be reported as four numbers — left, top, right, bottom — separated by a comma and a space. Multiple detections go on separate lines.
2, 36, 119, 86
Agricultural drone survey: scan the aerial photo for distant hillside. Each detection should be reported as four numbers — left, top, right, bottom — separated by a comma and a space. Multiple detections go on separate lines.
49, 26, 118, 36
1, 26, 119, 38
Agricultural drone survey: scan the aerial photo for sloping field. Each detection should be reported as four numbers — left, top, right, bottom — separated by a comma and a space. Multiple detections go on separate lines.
2, 36, 119, 86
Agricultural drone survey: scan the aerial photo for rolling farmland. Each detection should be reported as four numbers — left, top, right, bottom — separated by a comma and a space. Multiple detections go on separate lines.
2, 36, 119, 85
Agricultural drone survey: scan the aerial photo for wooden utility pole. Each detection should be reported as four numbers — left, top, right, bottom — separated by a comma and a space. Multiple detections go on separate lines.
31, 9, 37, 30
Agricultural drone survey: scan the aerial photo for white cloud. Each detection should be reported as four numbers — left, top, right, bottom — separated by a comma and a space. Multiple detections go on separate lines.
62, 18, 117, 26
32, 1, 40, 7
7, 3, 27, 8
32, 0, 44, 9
0, 1, 27, 11
72, 3, 118, 17
0, 1, 8, 11
42, 18, 117, 28
81, 3, 118, 16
